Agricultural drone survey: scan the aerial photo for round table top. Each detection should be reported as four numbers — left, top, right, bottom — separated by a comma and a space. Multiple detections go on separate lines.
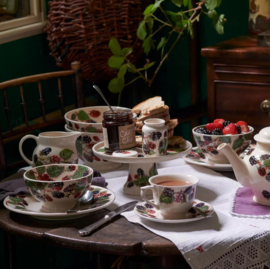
0, 162, 236, 257
0, 171, 179, 256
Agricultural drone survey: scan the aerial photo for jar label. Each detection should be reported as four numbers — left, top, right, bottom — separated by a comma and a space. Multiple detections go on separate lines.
103, 127, 109, 148
118, 123, 136, 149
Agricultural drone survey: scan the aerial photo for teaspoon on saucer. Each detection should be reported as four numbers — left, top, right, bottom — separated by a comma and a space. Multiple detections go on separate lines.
67, 190, 93, 213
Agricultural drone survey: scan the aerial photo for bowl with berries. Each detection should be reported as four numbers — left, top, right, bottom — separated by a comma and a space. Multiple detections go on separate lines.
23, 164, 93, 213
64, 106, 131, 132
192, 119, 254, 164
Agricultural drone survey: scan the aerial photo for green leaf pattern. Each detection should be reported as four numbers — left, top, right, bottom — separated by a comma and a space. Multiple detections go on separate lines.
194, 134, 251, 157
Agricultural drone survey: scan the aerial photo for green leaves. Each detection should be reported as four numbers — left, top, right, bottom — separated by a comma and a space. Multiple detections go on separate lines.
78, 110, 90, 121
25, 171, 36, 179
47, 165, 65, 178
137, 21, 147, 41
59, 149, 74, 160
108, 77, 125, 93
160, 193, 174, 204
109, 38, 122, 56
108, 56, 124, 69
72, 165, 89, 179
207, 10, 225, 34
233, 138, 244, 150
142, 36, 155, 55
219, 136, 231, 144
171, 0, 183, 7
205, 0, 222, 10
36, 166, 45, 175
108, 38, 131, 94
107, 0, 225, 105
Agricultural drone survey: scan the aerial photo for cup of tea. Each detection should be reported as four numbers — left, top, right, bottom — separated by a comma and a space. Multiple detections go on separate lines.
140, 174, 199, 219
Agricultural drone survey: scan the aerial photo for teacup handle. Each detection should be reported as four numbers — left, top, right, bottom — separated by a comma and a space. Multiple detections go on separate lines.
19, 135, 39, 166
140, 185, 160, 210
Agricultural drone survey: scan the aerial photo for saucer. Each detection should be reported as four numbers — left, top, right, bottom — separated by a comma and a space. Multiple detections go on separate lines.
183, 147, 233, 171
3, 185, 115, 221
134, 199, 214, 223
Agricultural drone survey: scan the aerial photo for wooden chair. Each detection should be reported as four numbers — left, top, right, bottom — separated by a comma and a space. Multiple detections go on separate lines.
0, 61, 85, 180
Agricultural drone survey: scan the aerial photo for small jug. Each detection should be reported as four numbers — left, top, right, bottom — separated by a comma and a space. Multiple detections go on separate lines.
19, 131, 81, 167
142, 118, 168, 156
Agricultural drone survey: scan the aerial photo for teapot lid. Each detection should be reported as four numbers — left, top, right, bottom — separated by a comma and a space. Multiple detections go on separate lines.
254, 127, 270, 144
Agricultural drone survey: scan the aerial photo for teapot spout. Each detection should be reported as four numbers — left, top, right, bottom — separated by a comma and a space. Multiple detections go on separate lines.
217, 143, 251, 188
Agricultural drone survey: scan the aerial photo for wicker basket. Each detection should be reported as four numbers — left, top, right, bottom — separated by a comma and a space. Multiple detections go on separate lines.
45, 0, 149, 83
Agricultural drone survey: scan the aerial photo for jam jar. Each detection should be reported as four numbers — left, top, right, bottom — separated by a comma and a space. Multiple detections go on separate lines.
102, 109, 136, 153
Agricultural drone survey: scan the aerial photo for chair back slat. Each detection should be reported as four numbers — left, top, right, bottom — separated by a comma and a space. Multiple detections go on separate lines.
0, 61, 85, 180
57, 78, 65, 116
3, 89, 12, 131
20, 85, 29, 126
38, 80, 46, 122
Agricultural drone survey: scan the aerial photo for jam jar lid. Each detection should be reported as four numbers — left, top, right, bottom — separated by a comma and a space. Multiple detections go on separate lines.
103, 109, 133, 119
103, 109, 132, 118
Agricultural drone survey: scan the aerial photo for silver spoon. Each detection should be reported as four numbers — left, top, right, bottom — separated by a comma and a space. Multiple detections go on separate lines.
93, 85, 115, 114
67, 190, 93, 213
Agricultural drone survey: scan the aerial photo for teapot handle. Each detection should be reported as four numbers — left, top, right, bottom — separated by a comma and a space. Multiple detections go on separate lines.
19, 135, 39, 166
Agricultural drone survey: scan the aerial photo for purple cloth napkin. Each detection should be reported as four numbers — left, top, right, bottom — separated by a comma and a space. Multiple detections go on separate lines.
0, 169, 107, 202
232, 187, 270, 216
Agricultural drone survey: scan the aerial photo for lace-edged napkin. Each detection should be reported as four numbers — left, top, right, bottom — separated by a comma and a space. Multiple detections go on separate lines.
0, 169, 107, 202
230, 187, 270, 218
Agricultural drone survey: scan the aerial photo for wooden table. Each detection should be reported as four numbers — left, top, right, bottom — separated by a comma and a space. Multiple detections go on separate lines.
0, 171, 190, 269
0, 167, 237, 269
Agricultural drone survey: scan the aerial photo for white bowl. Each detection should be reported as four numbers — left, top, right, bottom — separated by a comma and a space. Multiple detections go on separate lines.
192, 124, 254, 164
64, 106, 130, 132
64, 125, 121, 171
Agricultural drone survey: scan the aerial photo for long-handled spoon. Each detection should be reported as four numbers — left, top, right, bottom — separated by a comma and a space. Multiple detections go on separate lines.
93, 85, 115, 114
67, 190, 93, 213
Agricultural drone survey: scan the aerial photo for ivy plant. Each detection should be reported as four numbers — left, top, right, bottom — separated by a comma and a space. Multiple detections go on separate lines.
108, 0, 226, 105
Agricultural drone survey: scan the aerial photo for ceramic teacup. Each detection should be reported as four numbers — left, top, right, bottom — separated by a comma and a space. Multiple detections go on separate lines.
140, 174, 199, 219
24, 164, 93, 213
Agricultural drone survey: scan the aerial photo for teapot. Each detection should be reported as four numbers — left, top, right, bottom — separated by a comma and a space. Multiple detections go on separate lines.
217, 127, 270, 206
19, 131, 81, 167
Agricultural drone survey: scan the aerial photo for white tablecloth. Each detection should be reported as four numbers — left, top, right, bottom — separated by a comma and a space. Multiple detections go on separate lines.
101, 158, 270, 269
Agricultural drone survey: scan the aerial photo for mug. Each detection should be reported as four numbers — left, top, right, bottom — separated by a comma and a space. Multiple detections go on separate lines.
140, 174, 199, 219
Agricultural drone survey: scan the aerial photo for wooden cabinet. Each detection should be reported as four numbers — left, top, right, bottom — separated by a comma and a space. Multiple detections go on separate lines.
201, 36, 270, 135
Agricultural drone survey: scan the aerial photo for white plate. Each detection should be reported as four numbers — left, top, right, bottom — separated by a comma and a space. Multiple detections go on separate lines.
134, 199, 214, 223
3, 185, 115, 221
183, 147, 233, 171
93, 141, 193, 164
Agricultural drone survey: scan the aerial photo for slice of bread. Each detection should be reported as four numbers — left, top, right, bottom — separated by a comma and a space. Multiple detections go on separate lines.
168, 136, 186, 148
132, 96, 164, 115
136, 108, 170, 126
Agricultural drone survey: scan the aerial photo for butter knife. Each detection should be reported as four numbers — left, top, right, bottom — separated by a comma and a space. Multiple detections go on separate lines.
78, 201, 138, 236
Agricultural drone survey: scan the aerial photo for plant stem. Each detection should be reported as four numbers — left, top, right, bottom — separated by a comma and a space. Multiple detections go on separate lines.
118, 91, 122, 106
125, 75, 144, 87
152, 15, 172, 28
148, 7, 201, 87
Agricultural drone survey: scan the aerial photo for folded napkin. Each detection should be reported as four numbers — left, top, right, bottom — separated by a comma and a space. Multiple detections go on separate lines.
0, 169, 107, 202
106, 159, 270, 269
231, 187, 270, 218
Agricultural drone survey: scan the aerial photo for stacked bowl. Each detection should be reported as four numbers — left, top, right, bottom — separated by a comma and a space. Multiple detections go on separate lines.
64, 106, 126, 170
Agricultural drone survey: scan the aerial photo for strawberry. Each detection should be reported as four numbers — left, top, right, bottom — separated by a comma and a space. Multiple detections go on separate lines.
236, 121, 249, 133
222, 123, 238, 135
206, 122, 223, 132
213, 119, 225, 124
